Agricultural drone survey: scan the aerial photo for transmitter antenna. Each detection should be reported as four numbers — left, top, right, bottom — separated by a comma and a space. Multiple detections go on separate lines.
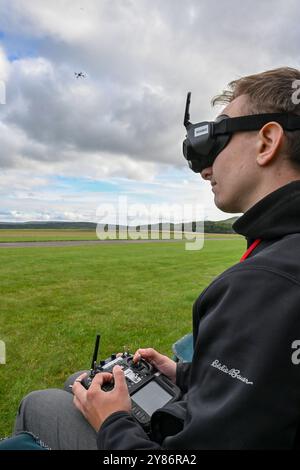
184, 91, 192, 128
91, 334, 101, 370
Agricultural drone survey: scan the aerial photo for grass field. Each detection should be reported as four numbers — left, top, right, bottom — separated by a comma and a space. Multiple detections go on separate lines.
0, 237, 245, 437
0, 229, 98, 242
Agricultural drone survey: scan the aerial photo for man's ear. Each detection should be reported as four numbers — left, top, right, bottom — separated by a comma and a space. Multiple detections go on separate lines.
256, 122, 284, 166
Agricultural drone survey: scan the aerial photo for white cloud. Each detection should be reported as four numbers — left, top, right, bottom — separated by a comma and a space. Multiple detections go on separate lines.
0, 0, 298, 222
0, 46, 10, 80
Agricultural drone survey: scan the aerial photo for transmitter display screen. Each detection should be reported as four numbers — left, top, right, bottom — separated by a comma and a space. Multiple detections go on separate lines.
131, 380, 173, 416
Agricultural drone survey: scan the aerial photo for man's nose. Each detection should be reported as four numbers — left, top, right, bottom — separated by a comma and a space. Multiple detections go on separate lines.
200, 167, 213, 180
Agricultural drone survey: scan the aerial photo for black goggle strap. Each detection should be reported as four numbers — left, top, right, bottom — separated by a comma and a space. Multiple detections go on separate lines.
213, 113, 300, 135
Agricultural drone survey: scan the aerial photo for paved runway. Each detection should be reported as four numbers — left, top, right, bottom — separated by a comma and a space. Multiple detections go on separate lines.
0, 237, 239, 248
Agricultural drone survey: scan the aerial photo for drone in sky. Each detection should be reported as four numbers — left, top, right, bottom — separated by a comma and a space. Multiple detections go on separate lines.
74, 72, 86, 79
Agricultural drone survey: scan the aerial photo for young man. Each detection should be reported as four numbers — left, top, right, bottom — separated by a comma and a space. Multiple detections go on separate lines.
15, 67, 300, 449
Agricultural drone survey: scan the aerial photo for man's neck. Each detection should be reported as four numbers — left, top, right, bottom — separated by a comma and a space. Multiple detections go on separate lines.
242, 173, 300, 213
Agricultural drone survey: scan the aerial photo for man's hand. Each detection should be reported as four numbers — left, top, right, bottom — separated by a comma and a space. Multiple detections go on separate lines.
72, 365, 131, 432
133, 348, 177, 383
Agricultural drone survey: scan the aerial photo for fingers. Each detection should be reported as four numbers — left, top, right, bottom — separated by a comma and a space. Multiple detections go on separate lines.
89, 372, 113, 393
84, 367, 126, 396
133, 348, 157, 363
72, 373, 88, 401
112, 365, 127, 393
74, 372, 88, 384
133, 351, 142, 362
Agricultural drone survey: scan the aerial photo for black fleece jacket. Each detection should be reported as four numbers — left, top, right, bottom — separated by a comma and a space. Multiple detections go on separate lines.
97, 181, 300, 450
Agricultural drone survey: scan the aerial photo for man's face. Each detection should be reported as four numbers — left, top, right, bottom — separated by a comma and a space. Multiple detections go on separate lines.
201, 94, 260, 213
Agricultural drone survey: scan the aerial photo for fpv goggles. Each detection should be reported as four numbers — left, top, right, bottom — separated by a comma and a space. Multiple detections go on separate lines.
183, 91, 300, 173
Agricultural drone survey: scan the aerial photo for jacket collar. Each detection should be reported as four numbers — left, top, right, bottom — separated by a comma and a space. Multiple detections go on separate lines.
233, 180, 300, 241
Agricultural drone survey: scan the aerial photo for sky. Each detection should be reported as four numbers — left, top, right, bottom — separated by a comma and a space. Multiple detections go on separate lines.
0, 0, 299, 224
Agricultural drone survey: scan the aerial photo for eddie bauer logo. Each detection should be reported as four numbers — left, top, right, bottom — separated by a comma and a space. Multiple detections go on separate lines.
211, 359, 254, 385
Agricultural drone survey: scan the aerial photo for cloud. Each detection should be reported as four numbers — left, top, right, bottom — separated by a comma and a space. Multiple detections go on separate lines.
0, 0, 299, 222
2, 0, 299, 174
0, 46, 10, 80
1, 53, 183, 172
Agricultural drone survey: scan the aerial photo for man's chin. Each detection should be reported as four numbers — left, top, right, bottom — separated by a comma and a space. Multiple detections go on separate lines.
214, 197, 241, 214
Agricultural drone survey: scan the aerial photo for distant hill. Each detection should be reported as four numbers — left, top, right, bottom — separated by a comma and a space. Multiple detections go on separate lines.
0, 217, 240, 233
0, 221, 97, 230
221, 217, 239, 224
203, 216, 239, 234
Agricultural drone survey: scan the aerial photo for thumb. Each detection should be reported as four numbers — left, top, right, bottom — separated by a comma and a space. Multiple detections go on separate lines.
135, 348, 157, 363
112, 365, 127, 392
89, 372, 113, 391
